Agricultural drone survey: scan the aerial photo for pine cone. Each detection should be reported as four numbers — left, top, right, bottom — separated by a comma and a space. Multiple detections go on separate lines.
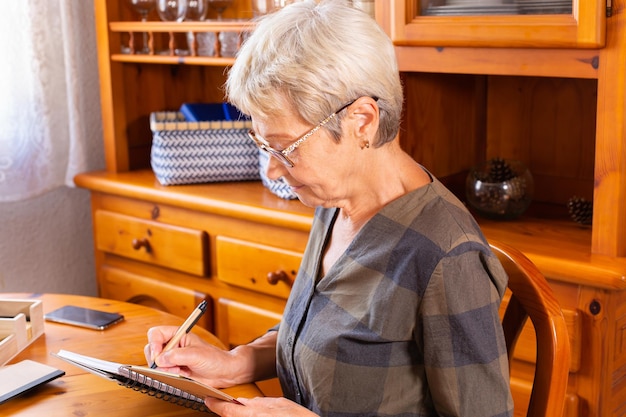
488, 157, 516, 182
475, 187, 509, 215
567, 196, 593, 225
504, 176, 527, 201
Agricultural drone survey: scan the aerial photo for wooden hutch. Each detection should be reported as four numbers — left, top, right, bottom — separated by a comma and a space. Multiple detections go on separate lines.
76, 0, 626, 414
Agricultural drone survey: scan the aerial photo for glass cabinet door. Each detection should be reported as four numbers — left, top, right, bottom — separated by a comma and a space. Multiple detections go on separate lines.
383, 0, 605, 47
420, 0, 572, 16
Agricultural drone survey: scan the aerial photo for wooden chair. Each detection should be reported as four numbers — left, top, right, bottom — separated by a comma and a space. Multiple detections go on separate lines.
489, 240, 570, 417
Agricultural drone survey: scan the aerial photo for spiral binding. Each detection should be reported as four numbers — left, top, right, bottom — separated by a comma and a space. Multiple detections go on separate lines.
119, 368, 213, 413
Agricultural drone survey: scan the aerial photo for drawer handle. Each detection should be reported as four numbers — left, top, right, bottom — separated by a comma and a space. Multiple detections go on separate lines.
131, 238, 152, 253
267, 270, 294, 288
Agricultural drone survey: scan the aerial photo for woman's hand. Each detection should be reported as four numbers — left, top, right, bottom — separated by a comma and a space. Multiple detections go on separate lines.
144, 325, 240, 388
206, 396, 319, 417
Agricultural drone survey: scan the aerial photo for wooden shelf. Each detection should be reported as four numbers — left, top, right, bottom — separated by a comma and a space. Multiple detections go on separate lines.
108, 21, 252, 61
110, 53, 235, 66
109, 20, 253, 34
478, 217, 626, 290
394, 45, 600, 79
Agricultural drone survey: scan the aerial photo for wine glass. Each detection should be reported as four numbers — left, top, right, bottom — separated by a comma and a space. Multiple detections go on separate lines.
208, 0, 233, 20
157, 0, 188, 55
186, 0, 208, 20
127, 0, 157, 54
157, 0, 188, 22
185, 0, 212, 56
270, 0, 297, 10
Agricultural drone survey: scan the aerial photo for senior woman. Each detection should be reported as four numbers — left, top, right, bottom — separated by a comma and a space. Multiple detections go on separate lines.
145, 1, 514, 416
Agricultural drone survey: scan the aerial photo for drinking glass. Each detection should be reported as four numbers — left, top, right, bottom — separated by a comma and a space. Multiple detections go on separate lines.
219, 31, 239, 57
251, 0, 270, 16
208, 0, 233, 20
270, 0, 297, 10
157, 0, 188, 22
186, 0, 208, 20
157, 0, 188, 55
127, 0, 157, 54
185, 0, 212, 56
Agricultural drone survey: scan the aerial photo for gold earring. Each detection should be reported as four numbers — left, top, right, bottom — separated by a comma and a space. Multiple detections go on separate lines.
360, 140, 370, 150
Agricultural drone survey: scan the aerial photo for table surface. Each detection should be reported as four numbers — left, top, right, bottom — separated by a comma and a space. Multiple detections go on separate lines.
1, 293, 261, 416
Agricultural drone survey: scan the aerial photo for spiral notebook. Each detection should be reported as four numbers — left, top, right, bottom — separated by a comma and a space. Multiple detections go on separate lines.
52, 349, 240, 413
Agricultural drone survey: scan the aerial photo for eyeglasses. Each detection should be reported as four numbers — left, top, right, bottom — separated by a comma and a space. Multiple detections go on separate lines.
247, 99, 356, 168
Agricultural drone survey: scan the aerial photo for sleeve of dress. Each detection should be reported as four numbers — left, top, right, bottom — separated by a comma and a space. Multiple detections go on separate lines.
419, 248, 514, 417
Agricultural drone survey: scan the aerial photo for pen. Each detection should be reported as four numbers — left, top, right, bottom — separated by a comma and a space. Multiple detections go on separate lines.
151, 300, 208, 369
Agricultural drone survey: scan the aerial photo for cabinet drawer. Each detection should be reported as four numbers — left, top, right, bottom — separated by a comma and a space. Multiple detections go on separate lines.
95, 210, 208, 276
100, 266, 212, 331
216, 236, 301, 299
216, 298, 282, 348
216, 298, 284, 397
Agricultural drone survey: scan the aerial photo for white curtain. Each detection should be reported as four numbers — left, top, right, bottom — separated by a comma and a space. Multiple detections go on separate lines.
0, 0, 103, 202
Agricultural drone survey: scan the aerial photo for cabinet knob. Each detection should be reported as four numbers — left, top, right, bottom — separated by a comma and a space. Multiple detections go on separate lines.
132, 238, 152, 253
267, 270, 294, 288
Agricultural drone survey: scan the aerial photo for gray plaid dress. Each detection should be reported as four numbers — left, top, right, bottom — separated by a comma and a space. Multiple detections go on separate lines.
275, 174, 514, 417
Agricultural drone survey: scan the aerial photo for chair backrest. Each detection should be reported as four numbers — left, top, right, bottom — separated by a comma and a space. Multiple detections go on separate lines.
489, 240, 570, 417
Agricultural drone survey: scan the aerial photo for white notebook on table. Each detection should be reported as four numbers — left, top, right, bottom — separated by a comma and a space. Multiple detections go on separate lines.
0, 359, 65, 404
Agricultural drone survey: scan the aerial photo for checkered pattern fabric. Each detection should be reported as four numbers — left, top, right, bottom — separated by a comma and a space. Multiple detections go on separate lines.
276, 173, 514, 416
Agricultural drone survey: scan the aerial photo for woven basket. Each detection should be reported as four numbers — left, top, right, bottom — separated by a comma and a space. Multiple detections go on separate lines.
150, 112, 260, 185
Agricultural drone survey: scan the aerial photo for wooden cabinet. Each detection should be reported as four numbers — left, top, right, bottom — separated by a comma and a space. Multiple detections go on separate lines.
78, 0, 626, 413
377, 1, 626, 416
76, 171, 312, 398
385, 0, 606, 48
100, 266, 213, 331
82, 0, 311, 366
76, 170, 313, 349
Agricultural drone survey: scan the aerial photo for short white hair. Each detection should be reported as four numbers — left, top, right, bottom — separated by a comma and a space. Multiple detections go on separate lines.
226, 0, 403, 145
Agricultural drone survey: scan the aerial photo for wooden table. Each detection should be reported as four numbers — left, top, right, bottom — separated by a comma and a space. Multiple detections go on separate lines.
1, 293, 261, 416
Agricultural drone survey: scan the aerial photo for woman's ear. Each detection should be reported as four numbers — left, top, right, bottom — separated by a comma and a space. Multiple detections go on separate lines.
348, 96, 379, 144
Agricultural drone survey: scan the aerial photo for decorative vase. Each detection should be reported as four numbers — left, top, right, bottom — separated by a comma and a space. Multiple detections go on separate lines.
465, 158, 534, 220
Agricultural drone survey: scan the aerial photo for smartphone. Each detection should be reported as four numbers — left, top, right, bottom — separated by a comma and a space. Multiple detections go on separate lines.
44, 305, 124, 330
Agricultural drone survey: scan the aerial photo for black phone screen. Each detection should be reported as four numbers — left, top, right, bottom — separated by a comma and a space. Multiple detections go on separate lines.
44, 305, 124, 330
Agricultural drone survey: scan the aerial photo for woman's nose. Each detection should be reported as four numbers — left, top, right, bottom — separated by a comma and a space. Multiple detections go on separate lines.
265, 154, 288, 180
